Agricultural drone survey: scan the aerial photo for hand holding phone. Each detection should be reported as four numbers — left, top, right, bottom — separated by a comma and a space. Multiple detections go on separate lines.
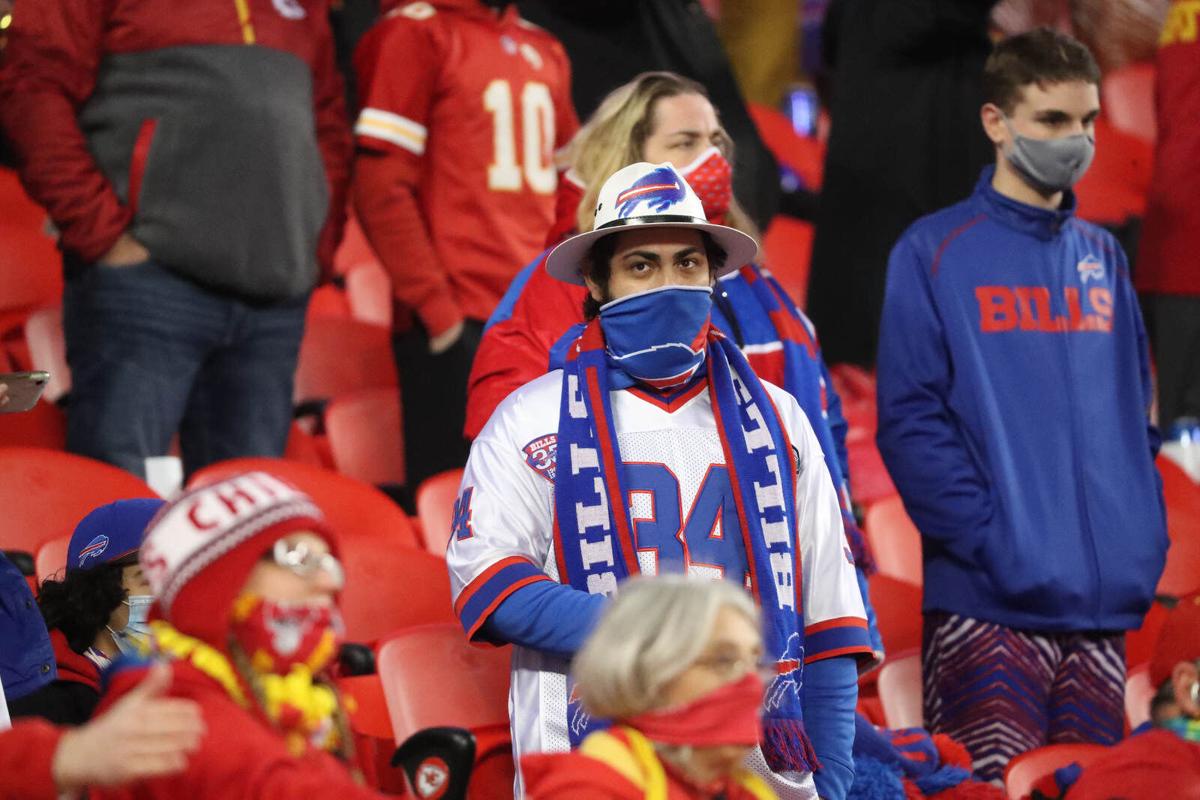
0, 371, 50, 414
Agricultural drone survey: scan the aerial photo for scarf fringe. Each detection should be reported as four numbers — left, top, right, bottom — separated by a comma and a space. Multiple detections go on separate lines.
762, 718, 821, 774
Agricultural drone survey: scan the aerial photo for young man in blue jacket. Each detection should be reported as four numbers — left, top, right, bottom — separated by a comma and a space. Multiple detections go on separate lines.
876, 28, 1167, 783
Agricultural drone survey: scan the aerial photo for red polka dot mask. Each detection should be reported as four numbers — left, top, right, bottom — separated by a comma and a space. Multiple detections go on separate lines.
678, 146, 733, 226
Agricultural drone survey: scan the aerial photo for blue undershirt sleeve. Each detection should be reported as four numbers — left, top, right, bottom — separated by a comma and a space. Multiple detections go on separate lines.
803, 656, 859, 800
479, 580, 608, 660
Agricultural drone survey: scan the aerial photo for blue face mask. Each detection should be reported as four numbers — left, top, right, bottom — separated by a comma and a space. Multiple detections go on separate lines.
107, 594, 153, 656
598, 285, 713, 390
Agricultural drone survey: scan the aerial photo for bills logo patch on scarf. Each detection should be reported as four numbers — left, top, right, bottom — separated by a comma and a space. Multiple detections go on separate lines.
522, 434, 557, 483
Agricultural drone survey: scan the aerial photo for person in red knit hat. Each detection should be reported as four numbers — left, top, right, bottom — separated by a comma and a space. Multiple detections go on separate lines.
1065, 592, 1200, 799
89, 471, 394, 800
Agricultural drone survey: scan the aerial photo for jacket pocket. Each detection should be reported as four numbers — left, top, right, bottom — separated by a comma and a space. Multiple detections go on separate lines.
127, 118, 159, 218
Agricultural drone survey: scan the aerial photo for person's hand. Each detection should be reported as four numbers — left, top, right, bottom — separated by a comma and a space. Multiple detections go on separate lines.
0, 382, 8, 407
429, 319, 464, 354
52, 663, 205, 791
98, 232, 150, 267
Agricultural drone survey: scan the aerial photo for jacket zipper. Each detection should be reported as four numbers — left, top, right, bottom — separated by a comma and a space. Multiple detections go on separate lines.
1055, 232, 1104, 625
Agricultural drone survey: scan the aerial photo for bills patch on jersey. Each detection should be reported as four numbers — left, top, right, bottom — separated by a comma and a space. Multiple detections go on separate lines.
1076, 254, 1105, 283
77, 534, 110, 568
522, 434, 557, 482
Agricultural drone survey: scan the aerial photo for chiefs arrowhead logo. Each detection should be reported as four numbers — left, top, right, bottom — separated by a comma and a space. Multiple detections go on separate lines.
414, 756, 450, 799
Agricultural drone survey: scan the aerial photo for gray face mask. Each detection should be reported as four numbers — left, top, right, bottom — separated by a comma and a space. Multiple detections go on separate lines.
1002, 115, 1095, 194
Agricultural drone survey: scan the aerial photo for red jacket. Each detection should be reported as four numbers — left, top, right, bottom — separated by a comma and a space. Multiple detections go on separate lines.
0, 719, 63, 800
89, 662, 394, 800
0, 0, 351, 282
1066, 730, 1200, 799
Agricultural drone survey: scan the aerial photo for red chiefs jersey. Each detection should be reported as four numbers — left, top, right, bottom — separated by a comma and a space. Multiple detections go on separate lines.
1137, 1, 1200, 296
353, 0, 578, 325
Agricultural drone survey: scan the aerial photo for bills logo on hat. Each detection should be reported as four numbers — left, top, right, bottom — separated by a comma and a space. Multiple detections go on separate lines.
522, 434, 557, 483
77, 534, 109, 568
414, 756, 450, 799
615, 166, 686, 218
1077, 254, 1105, 283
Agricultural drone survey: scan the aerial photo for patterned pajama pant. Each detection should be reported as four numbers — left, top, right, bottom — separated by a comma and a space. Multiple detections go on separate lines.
922, 612, 1126, 783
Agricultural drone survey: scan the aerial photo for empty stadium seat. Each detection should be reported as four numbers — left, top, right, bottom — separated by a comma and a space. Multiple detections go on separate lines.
847, 442, 897, 507
1074, 116, 1153, 224
867, 574, 923, 656
0, 447, 155, 554
23, 306, 69, 403
1101, 62, 1156, 144
864, 497, 922, 585
415, 469, 465, 556
0, 228, 61, 337
0, 167, 50, 234
1127, 599, 1169, 670
877, 649, 923, 729
345, 261, 393, 328
746, 102, 825, 190
333, 213, 379, 276
325, 387, 405, 487
306, 284, 353, 323
1157, 457, 1200, 598
293, 317, 397, 406
1124, 662, 1154, 731
1004, 743, 1108, 800
34, 533, 70, 583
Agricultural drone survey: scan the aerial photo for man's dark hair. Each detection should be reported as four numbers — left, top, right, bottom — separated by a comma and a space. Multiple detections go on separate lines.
983, 27, 1101, 115
37, 558, 132, 653
580, 230, 728, 320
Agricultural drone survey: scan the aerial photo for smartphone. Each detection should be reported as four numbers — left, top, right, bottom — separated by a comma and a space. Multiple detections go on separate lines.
0, 371, 50, 414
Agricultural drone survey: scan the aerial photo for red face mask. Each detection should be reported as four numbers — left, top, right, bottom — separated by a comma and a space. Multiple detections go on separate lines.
624, 671, 764, 747
678, 146, 734, 225
229, 594, 343, 675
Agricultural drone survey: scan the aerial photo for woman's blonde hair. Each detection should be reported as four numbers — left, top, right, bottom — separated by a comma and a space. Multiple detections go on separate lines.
562, 71, 760, 243
573, 576, 760, 720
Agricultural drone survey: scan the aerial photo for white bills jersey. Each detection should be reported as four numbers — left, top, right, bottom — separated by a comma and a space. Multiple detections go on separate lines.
446, 370, 869, 797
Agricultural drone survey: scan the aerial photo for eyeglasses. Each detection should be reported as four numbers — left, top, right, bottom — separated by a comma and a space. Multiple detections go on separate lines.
693, 652, 776, 683
268, 539, 344, 589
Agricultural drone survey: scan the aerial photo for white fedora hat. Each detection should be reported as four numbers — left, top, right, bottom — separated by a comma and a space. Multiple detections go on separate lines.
544, 161, 759, 285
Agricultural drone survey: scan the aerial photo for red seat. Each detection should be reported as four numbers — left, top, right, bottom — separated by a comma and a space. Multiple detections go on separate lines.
344, 261, 393, 328
377, 623, 510, 743
865, 497, 922, 585
415, 469, 465, 556
0, 227, 61, 337
1004, 743, 1108, 800
293, 317, 397, 405
1157, 457, 1200, 598
877, 648, 922, 729
333, 212, 379, 277
0, 167, 51, 234
0, 399, 66, 449
847, 440, 896, 506
867, 574, 923, 656
35, 533, 71, 583
746, 102, 825, 190
1126, 598, 1169, 669
1101, 62, 1156, 144
1074, 116, 1153, 224
325, 387, 405, 487
762, 217, 814, 310
306, 284, 352, 324
1124, 662, 1154, 731
23, 306, 69, 404
0, 447, 155, 554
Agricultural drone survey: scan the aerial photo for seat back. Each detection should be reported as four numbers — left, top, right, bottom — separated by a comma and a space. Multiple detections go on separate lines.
864, 497, 922, 585
867, 574, 923, 655
1101, 62, 1156, 143
377, 623, 511, 745
325, 387, 405, 487
415, 469, 465, 556
293, 317, 397, 405
877, 649, 923, 729
0, 447, 155, 554
0, 399, 66, 449
762, 217, 814, 310
1004, 743, 1108, 800
1158, 457, 1200, 597
0, 221, 60, 329
345, 262, 393, 328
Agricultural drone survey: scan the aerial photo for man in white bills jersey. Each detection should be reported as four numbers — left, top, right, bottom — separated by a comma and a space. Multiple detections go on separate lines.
446, 162, 871, 799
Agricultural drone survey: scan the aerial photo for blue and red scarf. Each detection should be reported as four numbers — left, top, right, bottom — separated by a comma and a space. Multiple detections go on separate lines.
553, 317, 819, 774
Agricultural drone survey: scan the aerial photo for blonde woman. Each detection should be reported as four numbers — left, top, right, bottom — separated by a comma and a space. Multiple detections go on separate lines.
521, 576, 777, 799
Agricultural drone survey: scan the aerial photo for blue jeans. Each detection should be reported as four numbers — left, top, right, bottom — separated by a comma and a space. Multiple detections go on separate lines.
62, 260, 307, 478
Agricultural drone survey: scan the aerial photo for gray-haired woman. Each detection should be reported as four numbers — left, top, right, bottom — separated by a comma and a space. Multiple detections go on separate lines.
521, 576, 779, 799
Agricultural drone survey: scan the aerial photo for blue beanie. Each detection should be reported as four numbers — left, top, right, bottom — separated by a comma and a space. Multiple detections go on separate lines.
66, 498, 166, 572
